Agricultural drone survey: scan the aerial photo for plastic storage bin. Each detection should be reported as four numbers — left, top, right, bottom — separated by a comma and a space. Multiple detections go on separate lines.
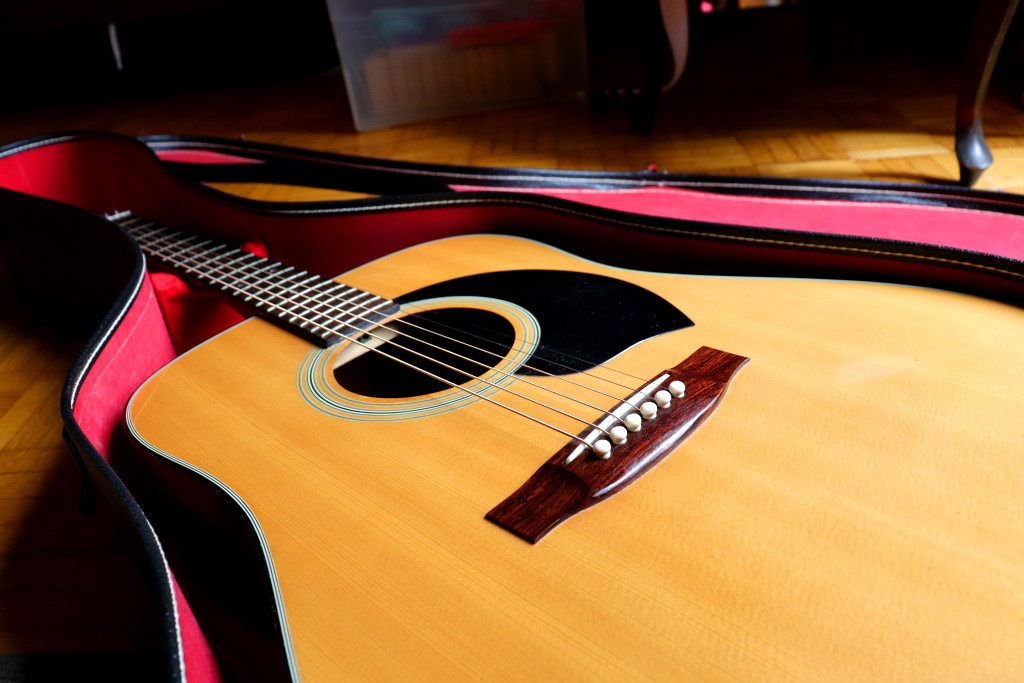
327, 0, 587, 131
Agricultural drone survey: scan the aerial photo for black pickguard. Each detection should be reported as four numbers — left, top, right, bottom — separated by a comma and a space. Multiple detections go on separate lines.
397, 269, 693, 376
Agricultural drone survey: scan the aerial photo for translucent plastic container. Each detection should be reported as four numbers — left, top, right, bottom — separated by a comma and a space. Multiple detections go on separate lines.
327, 0, 587, 131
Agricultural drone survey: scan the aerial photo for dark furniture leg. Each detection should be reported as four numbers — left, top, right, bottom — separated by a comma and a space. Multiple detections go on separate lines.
584, 0, 669, 134
957, 0, 1020, 186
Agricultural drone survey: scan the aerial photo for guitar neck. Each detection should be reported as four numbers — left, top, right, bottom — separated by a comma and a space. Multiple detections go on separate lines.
107, 211, 399, 346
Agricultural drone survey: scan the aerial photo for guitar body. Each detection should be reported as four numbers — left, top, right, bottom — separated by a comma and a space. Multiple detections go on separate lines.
127, 234, 1024, 680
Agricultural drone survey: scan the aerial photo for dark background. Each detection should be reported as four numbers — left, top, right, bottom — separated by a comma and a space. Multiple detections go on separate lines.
0, 0, 1012, 111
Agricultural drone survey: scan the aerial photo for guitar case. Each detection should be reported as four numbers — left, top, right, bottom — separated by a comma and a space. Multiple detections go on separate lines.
3, 131, 1024, 682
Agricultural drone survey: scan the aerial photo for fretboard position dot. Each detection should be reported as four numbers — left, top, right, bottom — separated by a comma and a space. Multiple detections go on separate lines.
640, 402, 657, 419
623, 413, 642, 432
609, 425, 628, 445
654, 389, 671, 408
668, 380, 686, 398
593, 439, 612, 459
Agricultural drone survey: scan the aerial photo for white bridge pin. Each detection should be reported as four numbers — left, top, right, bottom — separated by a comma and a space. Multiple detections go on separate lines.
654, 389, 671, 408
623, 413, 643, 432
593, 439, 612, 459
640, 401, 657, 419
609, 425, 628, 445
668, 380, 686, 398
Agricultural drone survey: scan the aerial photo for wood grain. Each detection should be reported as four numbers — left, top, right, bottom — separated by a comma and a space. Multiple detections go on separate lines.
0, 298, 162, 663
487, 347, 750, 542
3, 19, 1024, 194
129, 234, 1024, 681
4, 11, 1024, 675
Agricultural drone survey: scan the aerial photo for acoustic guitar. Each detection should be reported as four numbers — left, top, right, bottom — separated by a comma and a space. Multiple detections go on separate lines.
111, 211, 1024, 681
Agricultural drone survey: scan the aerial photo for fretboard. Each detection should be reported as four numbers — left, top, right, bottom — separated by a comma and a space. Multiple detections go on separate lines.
108, 211, 399, 346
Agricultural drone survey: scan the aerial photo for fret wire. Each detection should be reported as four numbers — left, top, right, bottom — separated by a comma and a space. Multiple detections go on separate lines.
308, 284, 344, 314
139, 224, 615, 439
287, 267, 642, 398
167, 234, 207, 253
288, 291, 614, 436
132, 225, 404, 348
128, 222, 398, 336
143, 240, 351, 339
184, 249, 630, 430
297, 286, 378, 329
302, 286, 394, 330
112, 215, 640, 442
121, 222, 597, 444
265, 278, 313, 308
231, 260, 284, 298
276, 275, 324, 316
307, 283, 354, 324
131, 224, 276, 302
215, 249, 246, 264
226, 260, 266, 302
277, 269, 308, 284
137, 229, 331, 317
156, 237, 200, 261
368, 266, 646, 400
130, 218, 641, 418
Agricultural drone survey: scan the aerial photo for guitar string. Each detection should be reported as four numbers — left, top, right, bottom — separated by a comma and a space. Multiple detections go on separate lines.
119, 217, 652, 426
265, 269, 650, 410
245, 250, 655, 418
221, 253, 650, 414
135, 229, 635, 440
117, 217, 634, 445
261, 237, 652, 398
124, 220, 602, 447
373, 298, 650, 393
166, 224, 652, 398
361, 309, 648, 413
389, 298, 649, 385
125, 215, 650, 392
130, 215, 651, 396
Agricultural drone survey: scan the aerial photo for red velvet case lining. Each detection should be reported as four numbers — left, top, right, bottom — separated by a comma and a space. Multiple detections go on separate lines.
150, 145, 1024, 261
454, 185, 1024, 261
5, 134, 1024, 683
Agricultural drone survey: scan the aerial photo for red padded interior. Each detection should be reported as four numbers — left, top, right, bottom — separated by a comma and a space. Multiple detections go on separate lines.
454, 185, 1024, 262
5, 136, 1024, 683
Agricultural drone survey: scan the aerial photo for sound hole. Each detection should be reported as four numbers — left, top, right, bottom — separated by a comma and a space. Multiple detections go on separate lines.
333, 308, 517, 399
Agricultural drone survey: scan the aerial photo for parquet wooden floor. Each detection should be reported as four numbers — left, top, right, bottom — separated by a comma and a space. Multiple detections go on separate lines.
0, 279, 163, 678
2, 7, 1024, 678
3, 33, 1024, 193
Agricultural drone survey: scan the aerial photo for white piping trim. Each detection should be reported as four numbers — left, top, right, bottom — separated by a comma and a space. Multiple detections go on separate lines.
66, 254, 147, 408
58, 244, 188, 680
165, 194, 1024, 282
145, 517, 188, 682
125, 413, 301, 681
146, 139, 1024, 212
0, 134, 82, 159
